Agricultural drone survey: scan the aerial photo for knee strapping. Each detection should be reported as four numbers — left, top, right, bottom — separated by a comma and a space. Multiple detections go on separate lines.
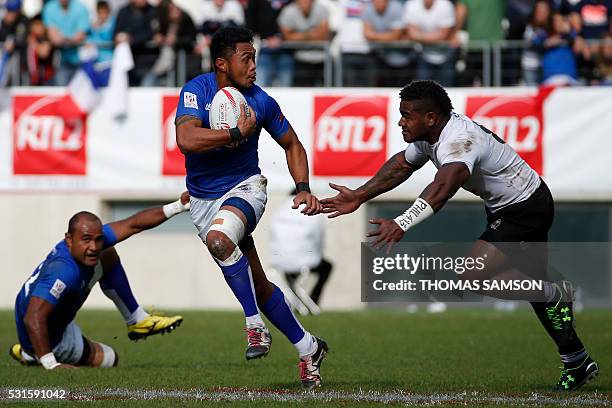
207, 210, 245, 246
217, 246, 245, 272
90, 341, 118, 368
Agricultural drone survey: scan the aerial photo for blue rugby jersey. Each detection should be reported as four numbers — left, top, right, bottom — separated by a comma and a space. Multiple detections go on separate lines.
175, 72, 289, 199
14, 224, 118, 353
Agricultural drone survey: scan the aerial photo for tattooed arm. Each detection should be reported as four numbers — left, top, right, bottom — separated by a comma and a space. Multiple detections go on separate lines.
320, 152, 421, 218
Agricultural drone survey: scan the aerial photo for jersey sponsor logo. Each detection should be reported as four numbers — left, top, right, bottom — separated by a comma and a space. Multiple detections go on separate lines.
465, 94, 545, 174
161, 95, 186, 176
313, 95, 388, 176
50, 279, 67, 299
183, 92, 198, 109
13, 95, 87, 175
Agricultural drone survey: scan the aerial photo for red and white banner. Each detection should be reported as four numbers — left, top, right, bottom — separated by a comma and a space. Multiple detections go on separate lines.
313, 95, 388, 177
1, 86, 611, 199
463, 87, 555, 175
161, 95, 184, 176
13, 95, 87, 175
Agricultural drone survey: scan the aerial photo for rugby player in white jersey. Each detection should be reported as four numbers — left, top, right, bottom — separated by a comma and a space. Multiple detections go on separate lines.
321, 80, 598, 391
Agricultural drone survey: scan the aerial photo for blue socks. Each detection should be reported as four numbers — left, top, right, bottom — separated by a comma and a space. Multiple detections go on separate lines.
217, 250, 316, 356
217, 249, 261, 321
261, 285, 316, 356
99, 260, 147, 325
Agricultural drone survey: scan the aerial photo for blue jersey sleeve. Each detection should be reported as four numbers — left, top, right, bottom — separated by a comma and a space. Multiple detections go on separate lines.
30, 260, 79, 306
102, 224, 118, 249
261, 93, 289, 140
176, 81, 206, 122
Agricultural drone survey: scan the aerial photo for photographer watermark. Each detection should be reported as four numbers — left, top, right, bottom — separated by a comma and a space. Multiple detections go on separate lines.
361, 242, 611, 303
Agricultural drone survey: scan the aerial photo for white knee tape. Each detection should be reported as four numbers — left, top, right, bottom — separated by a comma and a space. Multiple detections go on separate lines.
99, 343, 116, 368
207, 210, 246, 245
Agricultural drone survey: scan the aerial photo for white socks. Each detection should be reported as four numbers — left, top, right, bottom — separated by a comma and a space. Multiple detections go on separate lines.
295, 331, 317, 358
245, 314, 265, 328
127, 306, 149, 326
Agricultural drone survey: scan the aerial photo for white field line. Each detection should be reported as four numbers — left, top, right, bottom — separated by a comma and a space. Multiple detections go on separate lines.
2, 388, 609, 406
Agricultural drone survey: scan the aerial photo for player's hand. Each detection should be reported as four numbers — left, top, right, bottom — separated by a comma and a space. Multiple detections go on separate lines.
179, 191, 190, 206
292, 192, 322, 215
237, 103, 257, 138
320, 183, 361, 218
56, 363, 78, 369
367, 218, 404, 254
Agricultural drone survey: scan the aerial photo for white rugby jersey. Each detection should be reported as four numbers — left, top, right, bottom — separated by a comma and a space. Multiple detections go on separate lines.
404, 112, 541, 211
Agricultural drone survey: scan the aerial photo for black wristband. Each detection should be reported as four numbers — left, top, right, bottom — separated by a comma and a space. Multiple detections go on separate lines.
296, 182, 310, 193
229, 127, 242, 143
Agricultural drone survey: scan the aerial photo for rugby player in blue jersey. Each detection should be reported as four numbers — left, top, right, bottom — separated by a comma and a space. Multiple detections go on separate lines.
10, 193, 190, 369
174, 26, 327, 388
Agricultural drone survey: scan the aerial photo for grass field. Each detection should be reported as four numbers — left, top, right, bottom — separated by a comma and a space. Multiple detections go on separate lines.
1, 308, 611, 407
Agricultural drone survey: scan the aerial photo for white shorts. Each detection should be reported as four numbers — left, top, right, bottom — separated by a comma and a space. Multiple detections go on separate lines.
52, 321, 84, 365
190, 174, 268, 243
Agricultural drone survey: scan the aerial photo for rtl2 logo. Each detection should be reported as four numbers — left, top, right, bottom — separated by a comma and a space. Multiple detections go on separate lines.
13, 95, 87, 175
465, 94, 548, 174
313, 96, 388, 176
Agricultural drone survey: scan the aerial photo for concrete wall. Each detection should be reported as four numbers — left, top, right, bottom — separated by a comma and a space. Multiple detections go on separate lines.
1, 191, 366, 310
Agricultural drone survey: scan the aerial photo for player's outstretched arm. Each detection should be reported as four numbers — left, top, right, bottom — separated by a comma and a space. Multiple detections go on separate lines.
420, 162, 470, 212
367, 162, 470, 253
108, 192, 190, 243
24, 297, 76, 369
275, 125, 322, 215
321, 152, 418, 218
175, 104, 257, 153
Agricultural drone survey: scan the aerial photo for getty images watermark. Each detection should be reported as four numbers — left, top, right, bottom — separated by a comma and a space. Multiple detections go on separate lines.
361, 242, 609, 303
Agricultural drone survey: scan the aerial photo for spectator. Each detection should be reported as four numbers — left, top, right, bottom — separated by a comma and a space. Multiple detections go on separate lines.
456, 0, 504, 43
0, 0, 29, 51
522, 0, 551, 85
42, 0, 89, 85
593, 31, 612, 84
87, 0, 114, 64
198, 0, 244, 70
114, 0, 160, 86
570, 0, 612, 52
335, 0, 374, 87
26, 15, 55, 85
551, 0, 574, 15
270, 191, 333, 308
201, 0, 244, 36
200, 0, 244, 41
142, 0, 197, 85
404, 0, 456, 86
505, 0, 535, 40
362, 0, 409, 87
246, 0, 293, 86
278, 0, 330, 86
533, 12, 586, 85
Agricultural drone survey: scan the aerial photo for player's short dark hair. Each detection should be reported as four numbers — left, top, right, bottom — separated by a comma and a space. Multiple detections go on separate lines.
399, 80, 453, 117
210, 26, 254, 71
68, 211, 101, 234
96, 0, 109, 10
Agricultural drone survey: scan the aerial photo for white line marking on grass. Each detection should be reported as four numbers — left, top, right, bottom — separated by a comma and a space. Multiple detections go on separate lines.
56, 388, 612, 406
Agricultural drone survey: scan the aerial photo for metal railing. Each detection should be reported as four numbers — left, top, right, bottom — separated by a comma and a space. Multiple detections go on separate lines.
1, 39, 607, 88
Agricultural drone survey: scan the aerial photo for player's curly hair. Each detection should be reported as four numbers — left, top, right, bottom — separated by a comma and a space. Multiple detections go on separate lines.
210, 26, 254, 71
399, 80, 453, 116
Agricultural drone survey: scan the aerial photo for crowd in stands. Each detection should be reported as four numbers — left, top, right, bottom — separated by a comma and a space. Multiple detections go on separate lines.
1, 0, 611, 87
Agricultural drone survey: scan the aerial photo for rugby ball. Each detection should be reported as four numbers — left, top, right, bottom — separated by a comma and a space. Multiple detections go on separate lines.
209, 87, 248, 130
